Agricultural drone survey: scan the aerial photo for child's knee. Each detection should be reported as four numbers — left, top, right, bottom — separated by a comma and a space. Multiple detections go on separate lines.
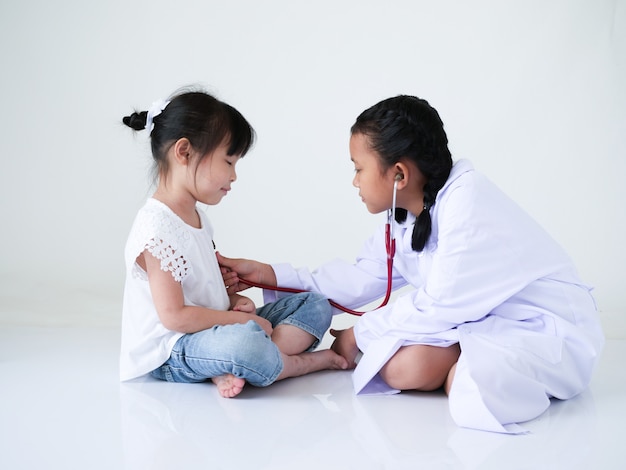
301, 291, 328, 304
229, 323, 283, 383
380, 344, 460, 392
300, 292, 333, 323
288, 293, 333, 338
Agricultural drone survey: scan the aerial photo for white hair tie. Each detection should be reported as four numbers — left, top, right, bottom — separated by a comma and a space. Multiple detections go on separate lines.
145, 99, 170, 134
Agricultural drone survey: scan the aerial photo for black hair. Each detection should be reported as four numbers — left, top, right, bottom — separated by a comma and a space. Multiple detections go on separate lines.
351, 95, 452, 252
123, 89, 255, 183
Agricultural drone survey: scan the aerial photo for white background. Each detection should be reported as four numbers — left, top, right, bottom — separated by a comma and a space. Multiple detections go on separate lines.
0, 0, 624, 336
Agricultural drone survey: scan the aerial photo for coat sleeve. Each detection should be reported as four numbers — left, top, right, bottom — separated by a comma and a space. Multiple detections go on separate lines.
264, 224, 408, 311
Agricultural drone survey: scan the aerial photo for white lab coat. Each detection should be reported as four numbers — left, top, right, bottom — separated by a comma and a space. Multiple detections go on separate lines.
266, 159, 604, 434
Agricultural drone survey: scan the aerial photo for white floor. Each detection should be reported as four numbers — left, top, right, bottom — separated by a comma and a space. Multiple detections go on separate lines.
1, 310, 625, 469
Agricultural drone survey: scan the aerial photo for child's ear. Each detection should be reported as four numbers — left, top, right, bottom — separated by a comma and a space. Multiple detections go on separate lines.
173, 138, 192, 165
393, 162, 409, 189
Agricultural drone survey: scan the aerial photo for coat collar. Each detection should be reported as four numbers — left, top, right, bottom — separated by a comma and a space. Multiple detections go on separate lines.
398, 159, 474, 227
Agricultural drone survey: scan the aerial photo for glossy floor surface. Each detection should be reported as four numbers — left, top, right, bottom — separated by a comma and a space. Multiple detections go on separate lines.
1, 314, 625, 469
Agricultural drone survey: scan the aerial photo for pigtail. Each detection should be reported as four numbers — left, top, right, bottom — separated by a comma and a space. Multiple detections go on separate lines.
394, 207, 408, 224
122, 111, 148, 131
412, 184, 437, 251
395, 187, 436, 252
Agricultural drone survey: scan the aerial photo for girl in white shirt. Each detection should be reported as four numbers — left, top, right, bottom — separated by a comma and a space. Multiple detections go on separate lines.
120, 90, 347, 398
219, 95, 604, 432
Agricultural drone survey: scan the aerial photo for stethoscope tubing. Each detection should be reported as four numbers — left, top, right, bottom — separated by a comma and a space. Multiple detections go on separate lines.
239, 237, 393, 316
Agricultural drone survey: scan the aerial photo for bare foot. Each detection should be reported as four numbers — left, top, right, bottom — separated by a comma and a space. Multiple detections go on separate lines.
211, 374, 246, 398
317, 349, 350, 370
278, 349, 349, 381
330, 327, 359, 369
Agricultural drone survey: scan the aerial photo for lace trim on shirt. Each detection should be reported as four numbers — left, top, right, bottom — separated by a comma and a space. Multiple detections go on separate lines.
128, 200, 194, 283
145, 237, 190, 282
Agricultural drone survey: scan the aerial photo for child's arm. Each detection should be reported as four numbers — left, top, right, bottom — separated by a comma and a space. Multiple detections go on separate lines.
142, 251, 272, 335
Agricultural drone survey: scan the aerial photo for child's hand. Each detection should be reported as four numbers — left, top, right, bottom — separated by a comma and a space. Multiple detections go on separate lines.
229, 294, 271, 335
218, 252, 276, 294
330, 327, 359, 369
232, 295, 256, 314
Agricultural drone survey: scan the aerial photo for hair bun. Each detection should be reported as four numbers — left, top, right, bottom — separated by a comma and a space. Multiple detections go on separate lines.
122, 111, 148, 131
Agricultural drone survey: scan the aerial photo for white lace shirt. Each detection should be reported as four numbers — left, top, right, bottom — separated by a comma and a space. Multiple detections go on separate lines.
119, 198, 230, 381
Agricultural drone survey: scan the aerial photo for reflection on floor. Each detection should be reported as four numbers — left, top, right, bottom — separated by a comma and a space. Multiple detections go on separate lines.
1, 320, 624, 469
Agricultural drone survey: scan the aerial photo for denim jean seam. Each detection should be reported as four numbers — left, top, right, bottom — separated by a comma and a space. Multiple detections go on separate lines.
281, 318, 322, 340
157, 364, 174, 382
177, 353, 283, 386
168, 362, 204, 382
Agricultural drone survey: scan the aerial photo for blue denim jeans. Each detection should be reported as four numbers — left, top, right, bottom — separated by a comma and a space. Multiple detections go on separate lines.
150, 292, 332, 387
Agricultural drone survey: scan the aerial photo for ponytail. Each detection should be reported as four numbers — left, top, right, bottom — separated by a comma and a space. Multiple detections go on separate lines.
122, 111, 148, 131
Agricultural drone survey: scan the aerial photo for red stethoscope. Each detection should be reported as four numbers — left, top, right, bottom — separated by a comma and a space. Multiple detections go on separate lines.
238, 179, 399, 316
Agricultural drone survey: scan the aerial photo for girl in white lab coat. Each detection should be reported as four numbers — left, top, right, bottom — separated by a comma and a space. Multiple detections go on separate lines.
219, 95, 604, 433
